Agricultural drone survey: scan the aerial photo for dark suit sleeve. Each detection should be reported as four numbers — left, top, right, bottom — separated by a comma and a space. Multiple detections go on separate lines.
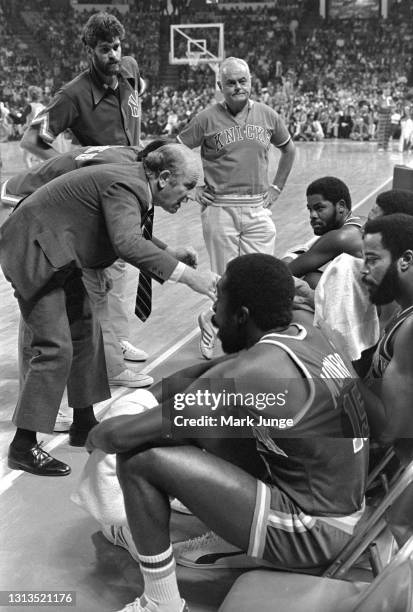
101, 182, 178, 283
152, 235, 168, 250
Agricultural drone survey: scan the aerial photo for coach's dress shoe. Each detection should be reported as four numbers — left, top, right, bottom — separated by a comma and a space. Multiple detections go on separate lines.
68, 422, 98, 447
8, 443, 71, 477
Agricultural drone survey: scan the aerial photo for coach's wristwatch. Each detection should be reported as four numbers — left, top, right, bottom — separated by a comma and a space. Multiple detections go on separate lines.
270, 184, 282, 193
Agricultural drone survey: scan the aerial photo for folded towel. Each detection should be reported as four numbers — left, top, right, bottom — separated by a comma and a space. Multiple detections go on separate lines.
294, 277, 315, 313
314, 254, 380, 361
71, 389, 158, 526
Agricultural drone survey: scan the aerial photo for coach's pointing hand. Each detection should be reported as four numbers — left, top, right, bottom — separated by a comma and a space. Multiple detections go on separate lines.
167, 246, 198, 268
180, 267, 219, 300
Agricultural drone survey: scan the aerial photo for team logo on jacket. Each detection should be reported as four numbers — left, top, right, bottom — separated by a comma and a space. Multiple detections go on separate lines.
128, 90, 140, 117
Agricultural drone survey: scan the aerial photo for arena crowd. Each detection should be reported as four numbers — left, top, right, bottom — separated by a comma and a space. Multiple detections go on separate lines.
1, 0, 413, 147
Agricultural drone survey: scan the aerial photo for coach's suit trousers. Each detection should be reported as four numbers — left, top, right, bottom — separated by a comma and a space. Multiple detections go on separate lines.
19, 266, 127, 385
14, 272, 110, 433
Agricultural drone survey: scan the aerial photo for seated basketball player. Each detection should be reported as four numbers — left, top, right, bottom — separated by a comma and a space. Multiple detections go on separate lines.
284, 176, 364, 288
367, 188, 413, 221
312, 190, 413, 375
361, 214, 413, 443
87, 253, 369, 612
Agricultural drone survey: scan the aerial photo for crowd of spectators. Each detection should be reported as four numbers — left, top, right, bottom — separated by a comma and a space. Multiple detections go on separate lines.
148, 0, 413, 145
22, 5, 161, 89
1, 0, 413, 147
0, 1, 48, 127
172, 2, 300, 90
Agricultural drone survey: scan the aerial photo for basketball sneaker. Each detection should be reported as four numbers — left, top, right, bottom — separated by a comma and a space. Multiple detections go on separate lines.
101, 524, 139, 562
115, 595, 189, 612
174, 531, 274, 569
120, 340, 148, 362
170, 498, 193, 515
109, 369, 153, 388
198, 310, 216, 360
53, 408, 73, 432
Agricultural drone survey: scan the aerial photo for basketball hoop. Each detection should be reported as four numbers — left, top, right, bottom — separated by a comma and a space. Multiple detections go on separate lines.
186, 51, 202, 69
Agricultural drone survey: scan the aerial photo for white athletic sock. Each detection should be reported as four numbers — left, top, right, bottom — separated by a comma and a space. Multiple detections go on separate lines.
138, 545, 181, 610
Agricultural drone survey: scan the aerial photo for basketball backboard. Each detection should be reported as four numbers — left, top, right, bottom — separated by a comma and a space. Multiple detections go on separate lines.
169, 23, 224, 66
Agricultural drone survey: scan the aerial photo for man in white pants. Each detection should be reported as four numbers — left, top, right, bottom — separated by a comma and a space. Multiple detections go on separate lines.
178, 57, 295, 358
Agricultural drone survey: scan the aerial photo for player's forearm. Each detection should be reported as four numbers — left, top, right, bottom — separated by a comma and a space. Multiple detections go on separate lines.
380, 382, 413, 442
359, 379, 403, 443
20, 129, 58, 160
87, 409, 165, 454
288, 253, 326, 278
272, 141, 296, 190
358, 382, 388, 441
151, 355, 236, 401
178, 266, 217, 299
288, 256, 311, 278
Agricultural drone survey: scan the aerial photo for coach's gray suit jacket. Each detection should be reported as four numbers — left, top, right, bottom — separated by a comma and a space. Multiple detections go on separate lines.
0, 162, 178, 300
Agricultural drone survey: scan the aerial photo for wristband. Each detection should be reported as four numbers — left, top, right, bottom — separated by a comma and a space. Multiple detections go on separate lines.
271, 184, 282, 193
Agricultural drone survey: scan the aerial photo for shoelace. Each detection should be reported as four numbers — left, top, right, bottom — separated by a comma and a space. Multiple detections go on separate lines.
110, 525, 129, 548
123, 600, 142, 612
121, 341, 143, 355
32, 441, 53, 463
34, 441, 47, 454
123, 595, 155, 612
178, 530, 220, 552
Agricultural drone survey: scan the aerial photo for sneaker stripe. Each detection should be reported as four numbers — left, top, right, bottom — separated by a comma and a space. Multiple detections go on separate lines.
191, 551, 245, 565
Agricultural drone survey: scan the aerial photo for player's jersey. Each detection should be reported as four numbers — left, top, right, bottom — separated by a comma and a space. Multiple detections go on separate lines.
252, 323, 369, 516
179, 100, 290, 197
1, 145, 141, 206
367, 305, 413, 379
343, 214, 363, 228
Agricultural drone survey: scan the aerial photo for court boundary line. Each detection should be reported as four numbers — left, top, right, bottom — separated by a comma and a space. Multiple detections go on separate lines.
0, 328, 199, 495
0, 175, 392, 495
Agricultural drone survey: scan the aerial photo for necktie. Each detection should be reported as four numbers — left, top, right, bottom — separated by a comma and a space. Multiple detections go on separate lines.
135, 208, 154, 321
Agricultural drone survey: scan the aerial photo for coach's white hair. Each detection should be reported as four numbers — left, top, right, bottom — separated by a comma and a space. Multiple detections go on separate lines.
219, 57, 250, 82
144, 143, 200, 184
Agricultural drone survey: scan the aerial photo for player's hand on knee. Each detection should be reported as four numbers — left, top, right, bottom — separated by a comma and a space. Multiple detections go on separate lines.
85, 418, 124, 454
294, 277, 315, 305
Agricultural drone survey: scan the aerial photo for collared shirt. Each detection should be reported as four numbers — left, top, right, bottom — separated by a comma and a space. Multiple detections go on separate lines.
31, 56, 144, 146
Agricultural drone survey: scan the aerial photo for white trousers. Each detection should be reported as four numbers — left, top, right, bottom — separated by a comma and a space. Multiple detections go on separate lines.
201, 203, 276, 275
81, 261, 130, 377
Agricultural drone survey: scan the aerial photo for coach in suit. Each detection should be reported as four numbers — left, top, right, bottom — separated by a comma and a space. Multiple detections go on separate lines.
0, 144, 216, 477
20, 11, 149, 386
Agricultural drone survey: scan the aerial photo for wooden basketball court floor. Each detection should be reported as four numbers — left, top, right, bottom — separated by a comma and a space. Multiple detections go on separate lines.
0, 139, 410, 611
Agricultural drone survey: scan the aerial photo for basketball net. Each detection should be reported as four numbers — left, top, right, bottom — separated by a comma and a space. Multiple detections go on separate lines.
186, 51, 202, 70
